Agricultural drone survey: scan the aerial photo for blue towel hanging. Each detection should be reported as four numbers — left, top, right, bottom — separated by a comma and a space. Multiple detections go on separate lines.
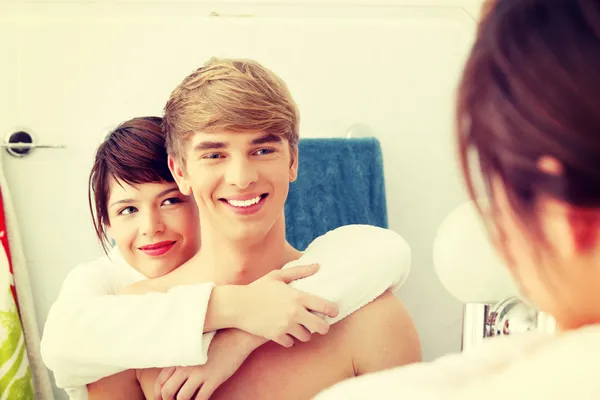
284, 137, 388, 250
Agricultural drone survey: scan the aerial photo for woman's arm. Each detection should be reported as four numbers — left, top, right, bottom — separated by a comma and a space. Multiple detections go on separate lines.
46, 224, 409, 394
119, 280, 245, 332
41, 257, 336, 390
40, 257, 217, 390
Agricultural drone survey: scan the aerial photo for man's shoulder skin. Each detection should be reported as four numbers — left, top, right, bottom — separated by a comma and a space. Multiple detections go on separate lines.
336, 290, 422, 376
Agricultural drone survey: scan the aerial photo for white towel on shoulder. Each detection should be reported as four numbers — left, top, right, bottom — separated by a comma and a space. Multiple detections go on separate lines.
286, 224, 411, 324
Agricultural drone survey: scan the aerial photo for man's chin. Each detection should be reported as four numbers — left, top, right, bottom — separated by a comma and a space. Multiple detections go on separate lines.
225, 223, 271, 244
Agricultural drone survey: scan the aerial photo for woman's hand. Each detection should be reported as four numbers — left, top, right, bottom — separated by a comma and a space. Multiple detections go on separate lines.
232, 264, 339, 347
154, 364, 226, 400
153, 330, 262, 400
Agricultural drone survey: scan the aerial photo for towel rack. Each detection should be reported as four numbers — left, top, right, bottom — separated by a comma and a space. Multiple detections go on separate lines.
3, 130, 66, 158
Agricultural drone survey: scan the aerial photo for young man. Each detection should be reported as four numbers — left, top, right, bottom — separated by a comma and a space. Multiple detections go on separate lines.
136, 58, 422, 399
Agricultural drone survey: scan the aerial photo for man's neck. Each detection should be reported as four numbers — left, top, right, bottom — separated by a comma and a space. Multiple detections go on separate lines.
199, 217, 301, 285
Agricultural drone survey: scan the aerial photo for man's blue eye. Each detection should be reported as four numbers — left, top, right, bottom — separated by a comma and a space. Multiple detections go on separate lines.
255, 148, 274, 156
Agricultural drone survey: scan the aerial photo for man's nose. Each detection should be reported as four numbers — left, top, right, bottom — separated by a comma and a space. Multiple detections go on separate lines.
224, 157, 258, 189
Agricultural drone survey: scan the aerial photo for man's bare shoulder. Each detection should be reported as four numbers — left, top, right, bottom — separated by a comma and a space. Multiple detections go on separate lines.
338, 290, 422, 375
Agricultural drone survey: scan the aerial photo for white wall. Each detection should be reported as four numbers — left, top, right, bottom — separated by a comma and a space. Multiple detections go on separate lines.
0, 1, 482, 398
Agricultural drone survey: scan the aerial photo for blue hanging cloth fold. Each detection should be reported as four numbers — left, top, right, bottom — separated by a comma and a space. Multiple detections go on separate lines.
284, 137, 388, 250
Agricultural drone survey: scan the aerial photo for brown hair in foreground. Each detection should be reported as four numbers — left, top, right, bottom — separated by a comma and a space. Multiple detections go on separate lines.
456, 0, 600, 251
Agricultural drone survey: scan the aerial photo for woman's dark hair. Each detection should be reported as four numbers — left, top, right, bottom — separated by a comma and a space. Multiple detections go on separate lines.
457, 0, 600, 249
88, 116, 173, 253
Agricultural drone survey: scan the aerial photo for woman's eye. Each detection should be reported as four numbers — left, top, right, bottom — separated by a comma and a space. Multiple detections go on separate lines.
162, 197, 184, 206
118, 206, 137, 216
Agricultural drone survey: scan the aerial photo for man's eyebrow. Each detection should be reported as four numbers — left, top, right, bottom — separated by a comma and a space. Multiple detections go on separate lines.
250, 134, 283, 146
193, 141, 228, 151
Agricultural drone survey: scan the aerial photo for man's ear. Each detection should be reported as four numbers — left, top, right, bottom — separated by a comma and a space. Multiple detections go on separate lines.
168, 155, 192, 195
289, 149, 299, 183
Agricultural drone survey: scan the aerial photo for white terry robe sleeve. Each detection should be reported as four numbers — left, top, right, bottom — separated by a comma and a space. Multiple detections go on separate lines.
286, 224, 411, 324
311, 330, 570, 400
41, 255, 216, 389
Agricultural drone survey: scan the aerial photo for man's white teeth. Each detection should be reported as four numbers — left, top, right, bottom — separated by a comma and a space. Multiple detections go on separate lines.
227, 196, 261, 208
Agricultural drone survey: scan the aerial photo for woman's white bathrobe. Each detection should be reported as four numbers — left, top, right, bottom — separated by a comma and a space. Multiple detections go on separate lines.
41, 225, 412, 400
315, 319, 600, 400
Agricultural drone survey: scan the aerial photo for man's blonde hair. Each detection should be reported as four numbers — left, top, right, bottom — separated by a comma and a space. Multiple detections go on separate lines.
163, 58, 300, 168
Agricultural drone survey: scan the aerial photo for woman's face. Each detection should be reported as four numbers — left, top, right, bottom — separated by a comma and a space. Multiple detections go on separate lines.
490, 176, 600, 330
489, 178, 553, 309
105, 178, 200, 278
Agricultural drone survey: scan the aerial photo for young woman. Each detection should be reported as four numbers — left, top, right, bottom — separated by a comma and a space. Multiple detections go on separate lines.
315, 0, 600, 398
41, 117, 413, 400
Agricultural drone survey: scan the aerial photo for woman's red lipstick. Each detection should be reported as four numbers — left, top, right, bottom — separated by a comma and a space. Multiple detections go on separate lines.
138, 241, 176, 257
